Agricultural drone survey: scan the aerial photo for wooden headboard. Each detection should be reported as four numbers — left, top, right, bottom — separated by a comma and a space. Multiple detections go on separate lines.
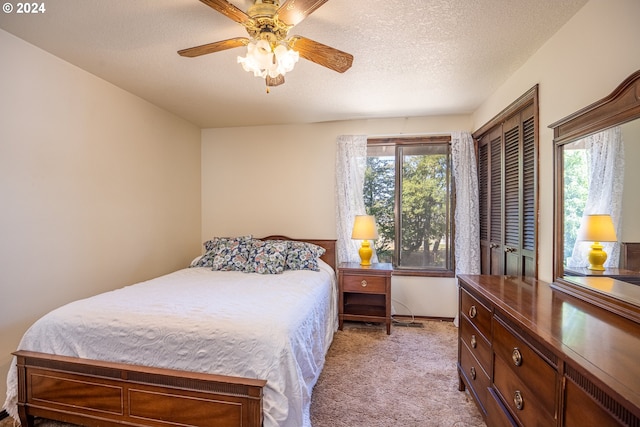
261, 235, 337, 272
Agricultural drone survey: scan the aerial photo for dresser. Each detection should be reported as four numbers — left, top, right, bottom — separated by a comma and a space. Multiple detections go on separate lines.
457, 275, 640, 426
338, 263, 393, 334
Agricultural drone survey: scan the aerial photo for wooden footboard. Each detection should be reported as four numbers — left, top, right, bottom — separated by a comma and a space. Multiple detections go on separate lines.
13, 351, 266, 427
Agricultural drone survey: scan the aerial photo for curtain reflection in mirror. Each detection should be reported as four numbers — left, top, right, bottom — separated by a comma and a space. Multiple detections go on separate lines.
565, 126, 624, 269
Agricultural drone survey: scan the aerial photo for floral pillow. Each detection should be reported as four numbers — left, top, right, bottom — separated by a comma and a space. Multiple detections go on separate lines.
244, 240, 289, 274
203, 235, 252, 252
190, 252, 215, 268
203, 235, 253, 271
286, 241, 326, 271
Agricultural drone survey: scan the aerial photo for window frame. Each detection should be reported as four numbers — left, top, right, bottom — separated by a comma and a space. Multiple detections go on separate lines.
367, 136, 455, 277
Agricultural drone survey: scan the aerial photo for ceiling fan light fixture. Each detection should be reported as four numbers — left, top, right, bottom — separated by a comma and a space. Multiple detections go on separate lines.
237, 39, 299, 80
180, 0, 352, 89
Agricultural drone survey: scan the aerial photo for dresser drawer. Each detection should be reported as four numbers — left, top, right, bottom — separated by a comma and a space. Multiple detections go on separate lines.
342, 274, 387, 293
492, 319, 557, 415
459, 339, 490, 414
459, 315, 491, 372
493, 356, 556, 427
486, 387, 518, 427
460, 288, 491, 337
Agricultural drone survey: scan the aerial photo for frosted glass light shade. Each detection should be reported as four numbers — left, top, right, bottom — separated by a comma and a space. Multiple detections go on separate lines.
237, 40, 299, 79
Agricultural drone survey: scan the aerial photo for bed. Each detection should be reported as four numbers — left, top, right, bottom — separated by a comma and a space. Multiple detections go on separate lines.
3, 236, 337, 427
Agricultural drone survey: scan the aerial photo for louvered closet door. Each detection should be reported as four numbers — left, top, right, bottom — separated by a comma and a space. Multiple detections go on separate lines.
478, 127, 504, 275
475, 87, 538, 278
502, 104, 536, 277
521, 107, 536, 277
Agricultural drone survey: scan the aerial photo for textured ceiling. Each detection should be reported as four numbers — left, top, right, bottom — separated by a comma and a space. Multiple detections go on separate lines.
0, 0, 588, 128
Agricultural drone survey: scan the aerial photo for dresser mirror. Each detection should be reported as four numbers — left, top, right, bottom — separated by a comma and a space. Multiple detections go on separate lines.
551, 69, 640, 321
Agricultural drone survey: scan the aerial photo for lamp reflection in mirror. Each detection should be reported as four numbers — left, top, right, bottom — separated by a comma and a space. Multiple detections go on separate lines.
351, 215, 379, 266
577, 214, 617, 271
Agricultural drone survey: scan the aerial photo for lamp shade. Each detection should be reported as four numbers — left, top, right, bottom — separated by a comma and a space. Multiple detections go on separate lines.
576, 214, 617, 242
351, 215, 379, 240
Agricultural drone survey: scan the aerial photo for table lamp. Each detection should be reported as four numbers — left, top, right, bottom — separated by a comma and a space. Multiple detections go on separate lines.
577, 214, 617, 271
351, 215, 379, 266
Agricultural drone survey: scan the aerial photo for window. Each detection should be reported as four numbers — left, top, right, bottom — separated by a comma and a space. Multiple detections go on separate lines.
364, 136, 453, 273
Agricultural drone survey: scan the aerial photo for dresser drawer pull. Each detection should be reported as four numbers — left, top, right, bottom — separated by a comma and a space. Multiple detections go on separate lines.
468, 305, 477, 319
470, 334, 477, 348
512, 348, 523, 366
361, 280, 368, 287
513, 390, 524, 410
470, 366, 476, 380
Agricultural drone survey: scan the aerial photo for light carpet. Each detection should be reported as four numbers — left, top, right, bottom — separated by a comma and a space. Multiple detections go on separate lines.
1, 320, 485, 427
310, 320, 485, 427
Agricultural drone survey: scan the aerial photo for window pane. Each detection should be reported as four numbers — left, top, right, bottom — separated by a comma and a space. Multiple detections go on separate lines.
364, 147, 395, 263
365, 141, 452, 270
399, 144, 450, 269
563, 145, 589, 264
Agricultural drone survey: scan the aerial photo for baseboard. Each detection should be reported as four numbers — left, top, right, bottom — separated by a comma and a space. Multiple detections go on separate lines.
393, 315, 455, 323
0, 410, 8, 421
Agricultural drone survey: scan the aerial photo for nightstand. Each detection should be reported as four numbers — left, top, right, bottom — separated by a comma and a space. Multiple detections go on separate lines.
338, 262, 393, 334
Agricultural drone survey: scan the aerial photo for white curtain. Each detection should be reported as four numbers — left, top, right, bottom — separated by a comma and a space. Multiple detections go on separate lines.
451, 131, 481, 276
451, 131, 480, 328
568, 126, 624, 268
335, 135, 378, 264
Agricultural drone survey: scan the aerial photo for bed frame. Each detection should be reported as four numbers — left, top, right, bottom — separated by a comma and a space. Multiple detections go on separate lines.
13, 236, 337, 427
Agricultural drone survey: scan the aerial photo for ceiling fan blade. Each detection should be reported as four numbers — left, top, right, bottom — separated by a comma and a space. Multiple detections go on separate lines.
199, 0, 250, 24
277, 0, 328, 26
289, 36, 353, 73
178, 37, 249, 57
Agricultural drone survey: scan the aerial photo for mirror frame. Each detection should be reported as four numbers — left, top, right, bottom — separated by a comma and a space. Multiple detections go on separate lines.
550, 69, 640, 321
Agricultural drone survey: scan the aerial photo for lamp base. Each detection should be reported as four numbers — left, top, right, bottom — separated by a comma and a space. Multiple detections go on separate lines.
587, 242, 607, 271
358, 240, 373, 266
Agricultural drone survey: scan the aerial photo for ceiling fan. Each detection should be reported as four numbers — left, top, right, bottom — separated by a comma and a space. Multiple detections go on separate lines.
178, 0, 354, 89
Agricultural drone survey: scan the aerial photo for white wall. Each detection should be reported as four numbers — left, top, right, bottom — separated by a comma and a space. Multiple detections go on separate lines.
201, 115, 472, 320
473, 0, 640, 281
0, 30, 202, 399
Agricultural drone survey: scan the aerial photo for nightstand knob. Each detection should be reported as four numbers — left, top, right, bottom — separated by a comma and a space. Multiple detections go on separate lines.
470, 334, 477, 348
361, 279, 368, 287
470, 366, 476, 380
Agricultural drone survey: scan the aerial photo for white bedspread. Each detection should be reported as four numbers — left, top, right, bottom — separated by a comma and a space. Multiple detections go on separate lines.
4, 260, 337, 427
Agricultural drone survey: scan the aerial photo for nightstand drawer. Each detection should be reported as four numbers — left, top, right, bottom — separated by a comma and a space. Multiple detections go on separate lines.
342, 274, 387, 293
